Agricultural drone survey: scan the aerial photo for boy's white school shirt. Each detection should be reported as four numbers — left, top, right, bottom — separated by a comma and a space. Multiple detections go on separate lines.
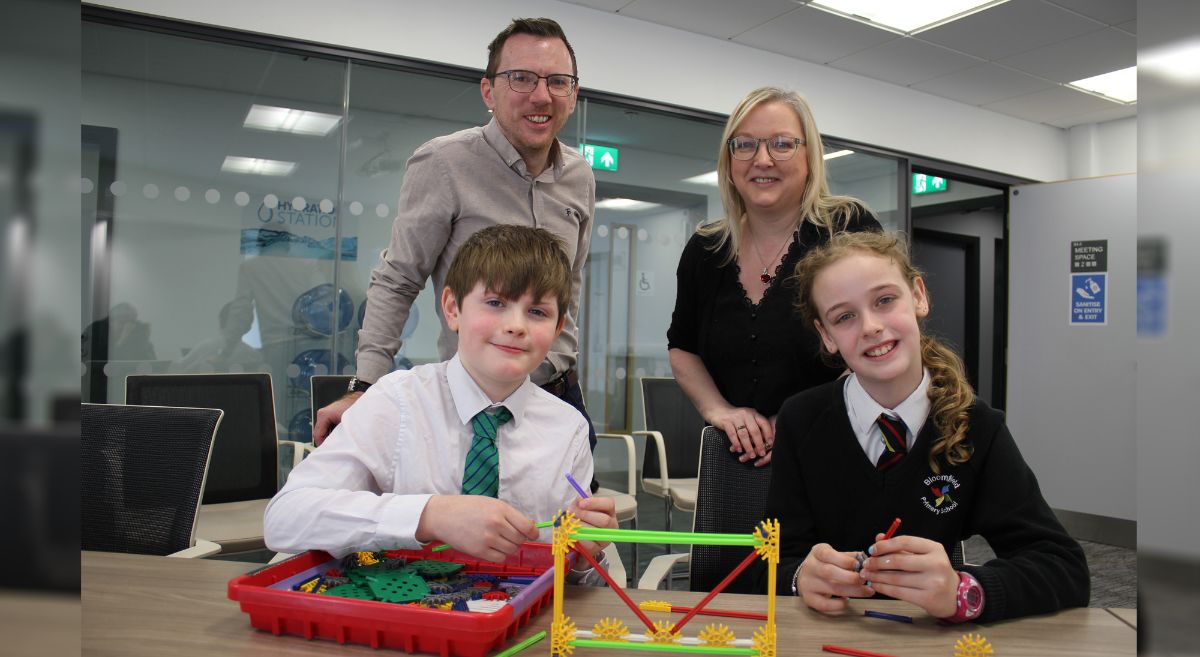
844, 369, 932, 465
263, 354, 593, 557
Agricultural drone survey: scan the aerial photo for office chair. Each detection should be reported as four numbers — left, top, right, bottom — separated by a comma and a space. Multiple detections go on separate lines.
125, 373, 309, 553
82, 403, 223, 558
592, 432, 640, 585
639, 425, 772, 592
632, 377, 702, 533
310, 374, 353, 435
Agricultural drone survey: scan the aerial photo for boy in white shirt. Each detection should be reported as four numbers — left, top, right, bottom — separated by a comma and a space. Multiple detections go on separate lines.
264, 225, 615, 571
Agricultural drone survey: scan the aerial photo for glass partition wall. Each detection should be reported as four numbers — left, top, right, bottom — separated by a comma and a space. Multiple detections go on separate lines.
81, 17, 910, 439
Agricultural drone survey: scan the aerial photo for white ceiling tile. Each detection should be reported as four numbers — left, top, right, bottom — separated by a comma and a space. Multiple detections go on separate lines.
982, 85, 1126, 124
917, 0, 1101, 61
733, 4, 897, 64
1044, 0, 1136, 26
618, 0, 799, 40
912, 63, 1055, 105
1116, 19, 1135, 35
1045, 104, 1137, 129
998, 27, 1135, 82
558, 0, 633, 11
828, 38, 983, 87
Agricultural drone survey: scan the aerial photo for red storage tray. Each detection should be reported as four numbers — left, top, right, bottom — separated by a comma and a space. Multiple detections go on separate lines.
228, 543, 563, 657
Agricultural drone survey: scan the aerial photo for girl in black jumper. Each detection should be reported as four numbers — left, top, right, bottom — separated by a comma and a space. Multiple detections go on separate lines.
762, 230, 1088, 623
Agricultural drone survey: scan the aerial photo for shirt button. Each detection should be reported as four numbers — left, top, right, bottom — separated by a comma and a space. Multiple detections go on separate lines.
752, 359, 758, 366
752, 378, 758, 384
750, 334, 757, 341
751, 312, 757, 320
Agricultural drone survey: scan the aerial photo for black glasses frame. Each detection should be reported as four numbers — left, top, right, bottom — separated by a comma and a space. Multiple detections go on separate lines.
728, 136, 807, 161
493, 69, 579, 97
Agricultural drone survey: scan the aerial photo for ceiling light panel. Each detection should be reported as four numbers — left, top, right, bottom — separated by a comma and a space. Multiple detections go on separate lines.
595, 198, 662, 211
809, 0, 1009, 34
243, 104, 341, 136
1069, 66, 1137, 103
221, 156, 297, 176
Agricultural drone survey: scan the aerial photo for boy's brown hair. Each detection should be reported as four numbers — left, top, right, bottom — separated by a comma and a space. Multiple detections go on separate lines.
445, 225, 572, 319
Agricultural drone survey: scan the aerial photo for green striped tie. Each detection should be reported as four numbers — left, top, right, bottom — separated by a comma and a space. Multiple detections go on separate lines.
462, 407, 512, 497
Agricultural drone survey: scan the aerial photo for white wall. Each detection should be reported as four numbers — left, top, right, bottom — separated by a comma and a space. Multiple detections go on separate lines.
1007, 175, 1136, 522
96, 0, 1079, 182
1067, 116, 1137, 179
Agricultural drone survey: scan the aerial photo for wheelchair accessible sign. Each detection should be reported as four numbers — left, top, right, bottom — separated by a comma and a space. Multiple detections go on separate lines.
1071, 240, 1107, 325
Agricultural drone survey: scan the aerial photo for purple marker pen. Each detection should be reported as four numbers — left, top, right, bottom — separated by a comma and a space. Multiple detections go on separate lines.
564, 472, 589, 499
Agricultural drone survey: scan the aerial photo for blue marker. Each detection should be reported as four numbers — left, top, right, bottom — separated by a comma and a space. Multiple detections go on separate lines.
864, 610, 913, 624
564, 472, 589, 499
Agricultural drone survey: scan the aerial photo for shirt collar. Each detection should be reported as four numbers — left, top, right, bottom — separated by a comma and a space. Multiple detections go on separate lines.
446, 353, 535, 427
845, 369, 932, 438
482, 117, 564, 181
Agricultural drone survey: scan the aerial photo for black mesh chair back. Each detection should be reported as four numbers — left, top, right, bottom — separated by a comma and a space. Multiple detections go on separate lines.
689, 426, 773, 592
81, 403, 221, 555
640, 377, 705, 480
125, 373, 276, 504
310, 374, 353, 426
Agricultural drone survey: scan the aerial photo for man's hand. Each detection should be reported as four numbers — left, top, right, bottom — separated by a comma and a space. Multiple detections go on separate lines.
567, 496, 617, 563
415, 495, 539, 563
798, 543, 875, 613
313, 391, 363, 446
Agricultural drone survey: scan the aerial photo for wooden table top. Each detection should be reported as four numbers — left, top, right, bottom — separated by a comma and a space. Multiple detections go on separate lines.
82, 551, 1135, 657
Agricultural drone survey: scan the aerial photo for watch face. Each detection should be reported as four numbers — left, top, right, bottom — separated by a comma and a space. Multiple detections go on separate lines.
965, 586, 982, 608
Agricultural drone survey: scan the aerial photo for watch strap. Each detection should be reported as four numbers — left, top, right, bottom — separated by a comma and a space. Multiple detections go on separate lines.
940, 570, 984, 623
347, 376, 373, 393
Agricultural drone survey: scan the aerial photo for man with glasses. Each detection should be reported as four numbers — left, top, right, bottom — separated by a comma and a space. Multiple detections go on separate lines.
315, 18, 596, 458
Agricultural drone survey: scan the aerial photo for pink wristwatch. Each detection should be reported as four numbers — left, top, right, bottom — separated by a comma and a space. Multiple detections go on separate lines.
940, 571, 984, 623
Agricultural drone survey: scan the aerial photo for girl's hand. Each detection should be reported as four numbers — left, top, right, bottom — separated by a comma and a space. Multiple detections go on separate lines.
798, 543, 876, 613
859, 534, 959, 618
709, 406, 774, 466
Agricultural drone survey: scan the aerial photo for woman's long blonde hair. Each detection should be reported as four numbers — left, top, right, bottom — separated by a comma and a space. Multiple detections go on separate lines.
699, 86, 866, 264
793, 231, 975, 473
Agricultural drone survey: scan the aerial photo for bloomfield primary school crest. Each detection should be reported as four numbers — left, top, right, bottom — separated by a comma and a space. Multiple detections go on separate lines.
921, 474, 961, 515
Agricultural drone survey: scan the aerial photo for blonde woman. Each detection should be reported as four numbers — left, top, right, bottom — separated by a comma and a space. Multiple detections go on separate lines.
668, 87, 880, 466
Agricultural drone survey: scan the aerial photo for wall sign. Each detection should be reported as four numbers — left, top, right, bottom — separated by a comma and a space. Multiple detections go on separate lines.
1070, 240, 1107, 325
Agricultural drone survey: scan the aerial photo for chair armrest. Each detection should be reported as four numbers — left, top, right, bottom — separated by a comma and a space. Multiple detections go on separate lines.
168, 538, 221, 558
279, 440, 315, 468
602, 543, 627, 589
637, 552, 690, 590
595, 432, 636, 496
630, 430, 670, 496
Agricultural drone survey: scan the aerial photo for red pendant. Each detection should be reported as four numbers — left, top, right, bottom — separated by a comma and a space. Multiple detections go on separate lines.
760, 273, 772, 284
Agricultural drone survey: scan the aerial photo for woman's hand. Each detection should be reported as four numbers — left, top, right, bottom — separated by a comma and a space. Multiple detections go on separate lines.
798, 543, 876, 613
709, 406, 774, 466
859, 534, 959, 618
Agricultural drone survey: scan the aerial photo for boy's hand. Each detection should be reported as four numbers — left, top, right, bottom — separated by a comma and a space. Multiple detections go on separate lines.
313, 391, 362, 446
416, 495, 538, 563
859, 534, 958, 618
568, 496, 617, 561
798, 543, 875, 613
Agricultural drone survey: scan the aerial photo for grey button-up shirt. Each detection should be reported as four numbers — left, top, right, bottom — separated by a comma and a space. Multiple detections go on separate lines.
357, 118, 595, 385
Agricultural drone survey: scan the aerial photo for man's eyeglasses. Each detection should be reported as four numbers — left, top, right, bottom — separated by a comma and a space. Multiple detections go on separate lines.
728, 136, 806, 161
493, 70, 579, 97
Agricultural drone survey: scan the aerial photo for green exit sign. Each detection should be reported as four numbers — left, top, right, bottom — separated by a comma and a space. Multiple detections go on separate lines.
580, 143, 619, 172
912, 173, 948, 195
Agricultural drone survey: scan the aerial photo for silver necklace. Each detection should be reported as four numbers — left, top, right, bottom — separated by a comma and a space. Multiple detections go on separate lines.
749, 231, 793, 284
